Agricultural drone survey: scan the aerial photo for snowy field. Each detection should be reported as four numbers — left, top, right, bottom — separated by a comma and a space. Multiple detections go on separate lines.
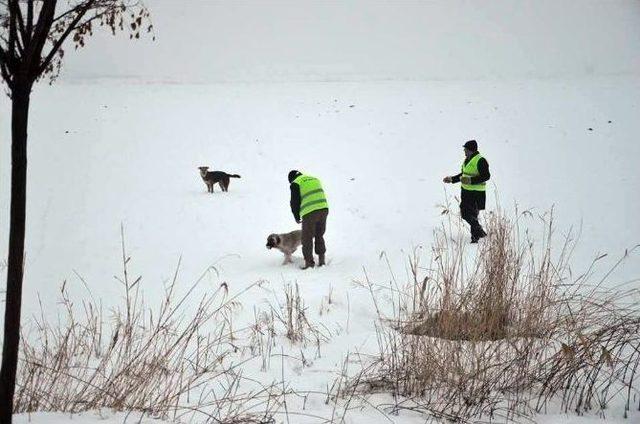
1, 76, 640, 423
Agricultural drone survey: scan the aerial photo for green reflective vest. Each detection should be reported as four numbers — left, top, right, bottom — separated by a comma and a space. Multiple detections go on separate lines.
461, 154, 486, 192
294, 175, 329, 218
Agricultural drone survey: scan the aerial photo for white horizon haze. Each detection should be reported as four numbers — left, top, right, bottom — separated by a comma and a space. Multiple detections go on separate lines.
58, 0, 640, 83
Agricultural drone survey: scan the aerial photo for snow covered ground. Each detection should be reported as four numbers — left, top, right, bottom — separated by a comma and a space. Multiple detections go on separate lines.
1, 76, 639, 423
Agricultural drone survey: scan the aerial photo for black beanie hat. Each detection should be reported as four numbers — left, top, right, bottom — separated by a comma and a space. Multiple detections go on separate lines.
288, 170, 301, 183
463, 140, 478, 151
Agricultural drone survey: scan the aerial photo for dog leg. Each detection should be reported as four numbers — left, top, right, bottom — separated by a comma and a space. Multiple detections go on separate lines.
282, 254, 292, 265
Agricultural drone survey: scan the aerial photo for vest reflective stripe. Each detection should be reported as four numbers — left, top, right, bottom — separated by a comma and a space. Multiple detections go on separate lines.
301, 188, 325, 200
294, 175, 329, 218
461, 154, 486, 192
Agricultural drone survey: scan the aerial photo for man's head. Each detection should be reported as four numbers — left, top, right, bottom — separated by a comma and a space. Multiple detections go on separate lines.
288, 170, 302, 183
462, 140, 478, 158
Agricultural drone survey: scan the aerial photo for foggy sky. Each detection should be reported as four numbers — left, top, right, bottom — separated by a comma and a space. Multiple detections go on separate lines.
61, 0, 640, 82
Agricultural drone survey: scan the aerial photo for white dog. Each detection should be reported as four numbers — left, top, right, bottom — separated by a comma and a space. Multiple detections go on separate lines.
265, 230, 302, 264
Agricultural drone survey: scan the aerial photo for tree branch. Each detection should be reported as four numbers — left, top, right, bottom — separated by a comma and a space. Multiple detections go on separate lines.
3, 0, 149, 83
8, 0, 18, 54
8, 2, 28, 56
24, 0, 56, 77
0, 42, 13, 89
38, 0, 96, 75
52, 1, 94, 23
14, 0, 27, 45
0, 64, 12, 88
14, 22, 24, 55
25, 0, 34, 45
0, 2, 18, 76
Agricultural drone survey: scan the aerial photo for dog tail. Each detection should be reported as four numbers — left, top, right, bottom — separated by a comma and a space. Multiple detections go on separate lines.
228, 174, 241, 178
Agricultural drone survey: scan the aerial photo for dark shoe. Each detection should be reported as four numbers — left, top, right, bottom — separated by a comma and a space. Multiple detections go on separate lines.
471, 235, 479, 244
318, 254, 326, 267
300, 261, 315, 270
478, 228, 487, 238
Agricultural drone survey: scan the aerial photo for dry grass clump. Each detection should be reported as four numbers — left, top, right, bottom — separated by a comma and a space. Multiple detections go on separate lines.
248, 283, 332, 373
279, 283, 331, 347
404, 208, 556, 342
351, 206, 640, 421
14, 234, 284, 423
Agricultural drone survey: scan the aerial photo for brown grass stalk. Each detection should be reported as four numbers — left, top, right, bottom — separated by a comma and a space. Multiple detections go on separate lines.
14, 233, 285, 423
349, 204, 640, 422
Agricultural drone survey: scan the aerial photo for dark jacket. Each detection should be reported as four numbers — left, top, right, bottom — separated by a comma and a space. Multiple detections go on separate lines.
452, 152, 490, 210
290, 183, 302, 222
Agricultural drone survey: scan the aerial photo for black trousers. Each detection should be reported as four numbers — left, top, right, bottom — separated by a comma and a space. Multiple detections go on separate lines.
460, 189, 485, 238
301, 208, 328, 264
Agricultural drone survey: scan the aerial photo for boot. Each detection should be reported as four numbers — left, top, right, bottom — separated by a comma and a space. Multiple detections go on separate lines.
471, 226, 487, 243
318, 254, 326, 267
300, 261, 315, 270
471, 231, 487, 243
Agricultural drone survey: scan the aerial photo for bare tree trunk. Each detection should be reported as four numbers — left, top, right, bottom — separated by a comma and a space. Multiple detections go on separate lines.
0, 81, 31, 424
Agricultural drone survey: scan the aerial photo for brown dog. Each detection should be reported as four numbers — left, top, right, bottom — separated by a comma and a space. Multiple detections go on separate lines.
198, 166, 241, 193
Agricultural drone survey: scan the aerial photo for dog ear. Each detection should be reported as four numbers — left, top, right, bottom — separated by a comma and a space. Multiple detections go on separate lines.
276, 235, 281, 245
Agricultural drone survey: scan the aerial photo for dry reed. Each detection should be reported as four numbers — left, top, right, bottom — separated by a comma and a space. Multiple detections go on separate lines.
350, 205, 640, 422
15, 231, 285, 423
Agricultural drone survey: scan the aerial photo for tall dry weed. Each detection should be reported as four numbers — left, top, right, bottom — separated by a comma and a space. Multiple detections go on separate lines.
15, 232, 284, 422
351, 205, 640, 421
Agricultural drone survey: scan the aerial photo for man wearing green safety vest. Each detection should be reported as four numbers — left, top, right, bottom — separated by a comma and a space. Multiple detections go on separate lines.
443, 140, 491, 243
288, 170, 329, 269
